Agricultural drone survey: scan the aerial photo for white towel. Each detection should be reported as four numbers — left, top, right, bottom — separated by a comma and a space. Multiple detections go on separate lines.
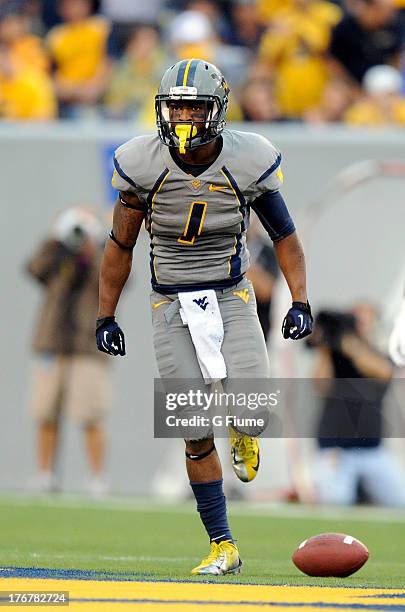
178, 289, 227, 384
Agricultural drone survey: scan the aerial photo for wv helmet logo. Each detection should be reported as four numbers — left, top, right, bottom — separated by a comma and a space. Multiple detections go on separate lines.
193, 296, 209, 311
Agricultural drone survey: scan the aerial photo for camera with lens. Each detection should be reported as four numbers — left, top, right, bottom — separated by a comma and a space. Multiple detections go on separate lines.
62, 224, 88, 252
306, 310, 357, 351
53, 209, 98, 253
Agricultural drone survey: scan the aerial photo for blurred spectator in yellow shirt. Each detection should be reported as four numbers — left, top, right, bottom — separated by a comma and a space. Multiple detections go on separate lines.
344, 64, 405, 126
47, 0, 111, 117
0, 8, 49, 74
0, 43, 56, 120
258, 0, 342, 119
104, 26, 167, 122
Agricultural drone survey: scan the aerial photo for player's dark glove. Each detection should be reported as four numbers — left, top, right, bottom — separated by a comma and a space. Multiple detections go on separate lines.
96, 316, 126, 356
282, 301, 313, 340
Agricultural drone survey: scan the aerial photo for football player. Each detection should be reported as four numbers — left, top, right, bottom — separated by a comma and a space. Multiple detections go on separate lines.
96, 59, 312, 575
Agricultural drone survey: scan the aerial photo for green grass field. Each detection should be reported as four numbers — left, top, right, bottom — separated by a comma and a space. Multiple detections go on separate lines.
1, 494, 404, 587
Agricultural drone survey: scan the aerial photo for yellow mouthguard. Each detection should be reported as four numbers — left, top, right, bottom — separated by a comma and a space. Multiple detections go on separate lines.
175, 124, 197, 154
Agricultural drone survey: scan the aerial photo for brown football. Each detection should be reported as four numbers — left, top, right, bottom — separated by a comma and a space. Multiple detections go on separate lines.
292, 532, 369, 577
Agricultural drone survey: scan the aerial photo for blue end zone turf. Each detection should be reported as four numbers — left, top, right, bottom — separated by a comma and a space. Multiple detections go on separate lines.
0, 566, 148, 581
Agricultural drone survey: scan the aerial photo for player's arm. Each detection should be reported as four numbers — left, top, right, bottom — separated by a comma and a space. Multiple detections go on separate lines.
340, 334, 393, 381
273, 232, 306, 302
251, 190, 312, 339
99, 192, 145, 316
97, 192, 145, 355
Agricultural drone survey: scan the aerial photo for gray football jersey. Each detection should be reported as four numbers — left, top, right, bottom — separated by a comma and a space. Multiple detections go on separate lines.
112, 129, 283, 292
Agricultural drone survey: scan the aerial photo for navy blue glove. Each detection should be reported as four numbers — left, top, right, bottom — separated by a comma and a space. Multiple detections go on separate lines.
96, 316, 126, 356
282, 301, 313, 340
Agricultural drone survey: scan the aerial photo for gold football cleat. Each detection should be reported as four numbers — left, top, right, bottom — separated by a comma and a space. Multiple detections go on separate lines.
191, 540, 242, 575
229, 429, 260, 483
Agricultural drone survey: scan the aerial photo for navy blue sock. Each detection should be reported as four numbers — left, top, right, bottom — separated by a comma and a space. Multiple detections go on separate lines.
190, 479, 233, 543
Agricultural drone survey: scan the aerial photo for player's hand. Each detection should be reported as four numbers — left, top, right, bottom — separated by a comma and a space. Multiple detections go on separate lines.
389, 301, 405, 366
282, 301, 313, 340
96, 316, 126, 356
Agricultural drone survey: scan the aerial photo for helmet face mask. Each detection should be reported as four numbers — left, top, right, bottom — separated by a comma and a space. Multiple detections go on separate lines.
156, 93, 222, 149
155, 60, 229, 151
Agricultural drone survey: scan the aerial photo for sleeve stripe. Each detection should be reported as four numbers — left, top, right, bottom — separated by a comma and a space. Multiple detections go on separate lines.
113, 155, 138, 190
221, 166, 246, 206
256, 153, 282, 185
221, 165, 248, 232
147, 168, 170, 205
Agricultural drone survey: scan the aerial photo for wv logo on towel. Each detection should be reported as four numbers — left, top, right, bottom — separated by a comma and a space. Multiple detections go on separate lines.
193, 296, 209, 311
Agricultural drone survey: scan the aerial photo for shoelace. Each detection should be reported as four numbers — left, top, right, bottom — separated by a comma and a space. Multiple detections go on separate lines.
199, 542, 222, 566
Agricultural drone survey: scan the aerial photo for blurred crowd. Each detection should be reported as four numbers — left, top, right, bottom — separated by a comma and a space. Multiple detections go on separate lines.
1, 0, 405, 124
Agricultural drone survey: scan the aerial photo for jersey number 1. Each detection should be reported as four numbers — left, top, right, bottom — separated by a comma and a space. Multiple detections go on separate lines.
178, 201, 207, 245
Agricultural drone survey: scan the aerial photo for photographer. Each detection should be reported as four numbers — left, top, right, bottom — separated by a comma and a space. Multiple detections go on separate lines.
310, 303, 405, 507
26, 207, 111, 496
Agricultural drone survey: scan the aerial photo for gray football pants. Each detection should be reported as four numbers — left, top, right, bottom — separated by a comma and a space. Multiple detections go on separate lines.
150, 277, 270, 438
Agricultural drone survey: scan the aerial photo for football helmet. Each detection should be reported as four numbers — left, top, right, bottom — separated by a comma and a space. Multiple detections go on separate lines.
155, 59, 229, 152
